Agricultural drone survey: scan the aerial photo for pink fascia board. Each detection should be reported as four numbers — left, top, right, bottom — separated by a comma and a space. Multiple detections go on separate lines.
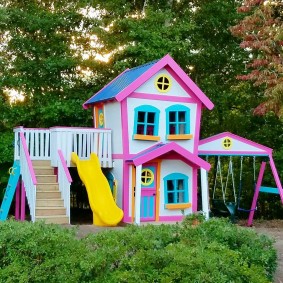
165, 66, 212, 110
130, 92, 198, 103
115, 54, 214, 111
164, 56, 214, 110
199, 132, 273, 154
132, 142, 211, 171
82, 69, 129, 109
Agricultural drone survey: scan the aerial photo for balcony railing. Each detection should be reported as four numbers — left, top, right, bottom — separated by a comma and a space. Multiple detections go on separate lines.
14, 126, 113, 168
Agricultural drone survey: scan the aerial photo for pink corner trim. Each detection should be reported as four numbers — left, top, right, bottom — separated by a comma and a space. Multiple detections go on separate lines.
194, 102, 202, 154
122, 162, 130, 218
58, 150, 73, 183
192, 168, 197, 212
20, 132, 37, 185
121, 100, 130, 156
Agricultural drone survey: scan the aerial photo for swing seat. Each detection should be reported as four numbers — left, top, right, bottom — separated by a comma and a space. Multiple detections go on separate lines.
211, 199, 237, 220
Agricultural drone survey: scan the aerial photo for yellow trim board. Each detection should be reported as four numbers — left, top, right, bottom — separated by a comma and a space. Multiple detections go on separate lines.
167, 134, 193, 140
134, 134, 160, 141
165, 203, 192, 210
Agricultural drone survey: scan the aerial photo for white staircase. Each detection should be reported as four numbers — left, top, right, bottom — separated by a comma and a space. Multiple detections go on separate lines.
33, 160, 69, 224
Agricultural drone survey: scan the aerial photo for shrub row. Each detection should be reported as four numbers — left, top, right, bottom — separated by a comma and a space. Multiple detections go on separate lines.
0, 217, 277, 282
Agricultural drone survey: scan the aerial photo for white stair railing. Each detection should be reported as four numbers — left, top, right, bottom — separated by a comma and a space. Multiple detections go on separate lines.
19, 132, 37, 222
57, 150, 72, 223
14, 127, 51, 161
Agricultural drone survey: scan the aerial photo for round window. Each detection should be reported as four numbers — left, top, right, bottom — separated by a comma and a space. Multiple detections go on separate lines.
222, 137, 232, 150
155, 74, 172, 92
141, 168, 154, 186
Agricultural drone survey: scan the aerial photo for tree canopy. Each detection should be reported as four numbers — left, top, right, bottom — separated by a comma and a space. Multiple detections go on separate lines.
231, 0, 283, 117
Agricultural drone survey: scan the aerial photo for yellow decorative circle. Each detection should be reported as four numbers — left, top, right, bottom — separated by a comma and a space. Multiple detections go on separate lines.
99, 112, 104, 126
141, 168, 154, 186
155, 74, 172, 93
222, 137, 232, 150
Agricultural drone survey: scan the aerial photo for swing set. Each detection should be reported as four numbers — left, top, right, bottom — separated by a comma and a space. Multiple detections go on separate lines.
198, 132, 283, 226
211, 155, 257, 222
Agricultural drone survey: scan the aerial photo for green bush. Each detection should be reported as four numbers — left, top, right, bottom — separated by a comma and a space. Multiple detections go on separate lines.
0, 218, 277, 283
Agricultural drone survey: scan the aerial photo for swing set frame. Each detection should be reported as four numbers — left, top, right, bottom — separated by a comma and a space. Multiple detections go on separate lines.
199, 132, 283, 226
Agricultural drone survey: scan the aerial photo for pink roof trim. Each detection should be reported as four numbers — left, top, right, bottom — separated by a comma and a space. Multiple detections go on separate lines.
115, 54, 214, 110
132, 142, 211, 170
199, 132, 272, 154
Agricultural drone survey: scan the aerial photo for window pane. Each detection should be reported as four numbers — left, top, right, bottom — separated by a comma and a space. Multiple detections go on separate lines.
169, 112, 176, 122
146, 125, 154, 135
138, 112, 145, 122
177, 179, 184, 190
177, 192, 185, 203
147, 112, 155, 123
137, 125, 144, 134
178, 111, 186, 122
167, 192, 174, 204
167, 180, 174, 191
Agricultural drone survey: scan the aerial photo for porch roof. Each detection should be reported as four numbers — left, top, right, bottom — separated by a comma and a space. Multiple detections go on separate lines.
127, 142, 211, 171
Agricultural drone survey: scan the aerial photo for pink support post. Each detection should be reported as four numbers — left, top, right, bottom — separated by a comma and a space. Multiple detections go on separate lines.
247, 161, 266, 226
15, 181, 21, 220
20, 182, 26, 221
269, 155, 283, 204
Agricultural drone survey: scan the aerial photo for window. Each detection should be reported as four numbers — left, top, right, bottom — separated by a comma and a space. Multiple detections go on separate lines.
164, 173, 190, 209
155, 74, 172, 92
222, 137, 232, 150
165, 105, 193, 140
133, 105, 160, 141
141, 168, 154, 186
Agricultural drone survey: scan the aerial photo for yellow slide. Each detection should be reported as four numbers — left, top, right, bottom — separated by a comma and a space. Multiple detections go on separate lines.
71, 152, 123, 226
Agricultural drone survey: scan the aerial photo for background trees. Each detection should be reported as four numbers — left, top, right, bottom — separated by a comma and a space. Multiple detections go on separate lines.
0, 0, 282, 218
231, 0, 283, 117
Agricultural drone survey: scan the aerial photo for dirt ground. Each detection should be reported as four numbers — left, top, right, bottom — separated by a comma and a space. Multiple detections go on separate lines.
64, 219, 283, 283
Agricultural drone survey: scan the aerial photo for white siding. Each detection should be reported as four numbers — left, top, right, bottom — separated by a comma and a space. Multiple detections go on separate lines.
158, 160, 193, 217
136, 68, 192, 98
127, 97, 197, 154
111, 159, 124, 208
104, 102, 123, 154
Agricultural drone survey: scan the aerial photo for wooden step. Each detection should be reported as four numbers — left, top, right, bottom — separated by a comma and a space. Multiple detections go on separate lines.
36, 175, 57, 183
36, 207, 66, 216
32, 160, 51, 166
34, 167, 54, 175
37, 183, 59, 191
36, 215, 69, 224
37, 199, 64, 207
37, 191, 62, 199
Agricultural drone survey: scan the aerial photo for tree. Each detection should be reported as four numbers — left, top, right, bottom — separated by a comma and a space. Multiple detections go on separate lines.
0, 0, 95, 128
230, 0, 283, 117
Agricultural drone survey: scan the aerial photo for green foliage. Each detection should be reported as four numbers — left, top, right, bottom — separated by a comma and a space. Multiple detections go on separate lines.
0, 218, 277, 282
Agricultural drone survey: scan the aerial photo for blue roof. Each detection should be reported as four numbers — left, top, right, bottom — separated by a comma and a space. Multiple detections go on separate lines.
84, 60, 158, 105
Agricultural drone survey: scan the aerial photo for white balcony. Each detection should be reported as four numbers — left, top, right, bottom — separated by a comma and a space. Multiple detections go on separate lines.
14, 126, 113, 168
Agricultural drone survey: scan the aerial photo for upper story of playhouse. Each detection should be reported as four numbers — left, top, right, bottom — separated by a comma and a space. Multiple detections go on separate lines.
83, 54, 214, 156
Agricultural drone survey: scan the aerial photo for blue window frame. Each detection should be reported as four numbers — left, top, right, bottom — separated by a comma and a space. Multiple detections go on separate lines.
133, 105, 160, 139
166, 105, 190, 136
164, 173, 189, 204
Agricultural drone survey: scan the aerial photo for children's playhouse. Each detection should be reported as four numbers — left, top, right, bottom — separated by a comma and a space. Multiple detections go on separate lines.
1, 54, 283, 226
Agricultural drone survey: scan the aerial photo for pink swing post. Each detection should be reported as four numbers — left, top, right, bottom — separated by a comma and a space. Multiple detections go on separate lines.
247, 161, 266, 226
